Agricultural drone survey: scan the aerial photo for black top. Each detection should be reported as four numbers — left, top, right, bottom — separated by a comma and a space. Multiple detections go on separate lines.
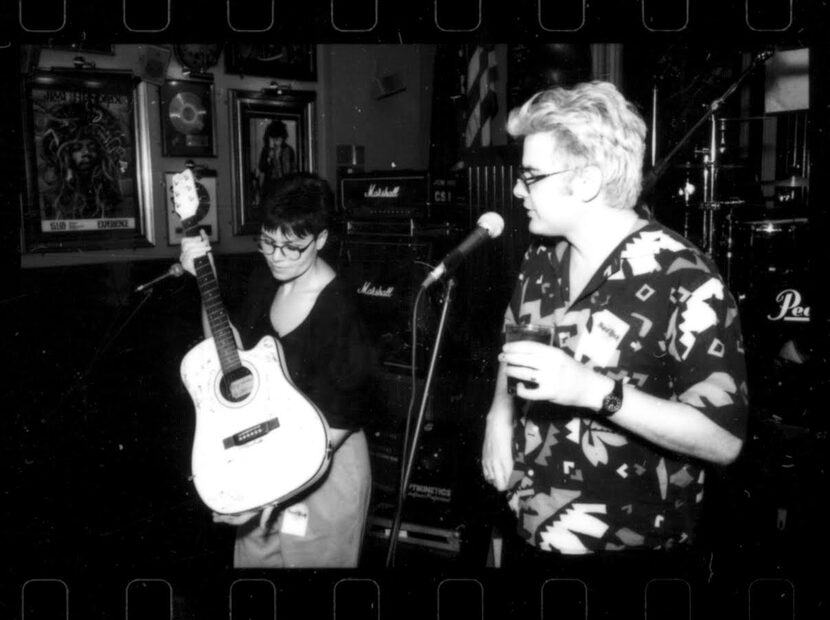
232, 262, 374, 430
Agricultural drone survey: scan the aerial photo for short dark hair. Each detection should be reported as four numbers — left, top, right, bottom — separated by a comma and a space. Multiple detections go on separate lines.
260, 172, 332, 238
264, 120, 288, 141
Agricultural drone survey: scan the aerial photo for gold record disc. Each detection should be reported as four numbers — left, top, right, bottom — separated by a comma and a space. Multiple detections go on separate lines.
168, 91, 206, 135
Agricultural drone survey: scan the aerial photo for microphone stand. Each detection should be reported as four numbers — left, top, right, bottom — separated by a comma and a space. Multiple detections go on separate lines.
52, 286, 155, 414
385, 277, 458, 567
641, 49, 774, 198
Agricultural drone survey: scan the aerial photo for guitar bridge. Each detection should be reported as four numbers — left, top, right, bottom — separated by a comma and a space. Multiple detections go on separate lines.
223, 418, 280, 448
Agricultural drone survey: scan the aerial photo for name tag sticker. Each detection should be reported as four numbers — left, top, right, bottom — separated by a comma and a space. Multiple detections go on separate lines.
280, 502, 310, 537
575, 310, 630, 366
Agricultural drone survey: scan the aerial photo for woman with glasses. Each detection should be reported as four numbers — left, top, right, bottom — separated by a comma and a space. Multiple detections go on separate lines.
180, 172, 373, 568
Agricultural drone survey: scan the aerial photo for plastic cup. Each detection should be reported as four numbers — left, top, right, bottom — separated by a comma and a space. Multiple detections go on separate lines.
503, 323, 554, 394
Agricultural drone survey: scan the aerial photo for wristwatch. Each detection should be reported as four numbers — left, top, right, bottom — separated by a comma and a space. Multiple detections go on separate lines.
598, 378, 624, 417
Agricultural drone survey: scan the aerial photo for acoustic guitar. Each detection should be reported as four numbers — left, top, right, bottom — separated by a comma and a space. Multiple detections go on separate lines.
172, 168, 331, 515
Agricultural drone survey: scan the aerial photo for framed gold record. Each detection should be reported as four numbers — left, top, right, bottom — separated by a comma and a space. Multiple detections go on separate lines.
160, 79, 217, 157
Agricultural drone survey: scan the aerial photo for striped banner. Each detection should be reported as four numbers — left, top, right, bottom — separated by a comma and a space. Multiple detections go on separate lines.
464, 45, 498, 148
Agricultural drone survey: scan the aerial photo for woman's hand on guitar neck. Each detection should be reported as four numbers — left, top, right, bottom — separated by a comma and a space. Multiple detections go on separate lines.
180, 229, 215, 277
212, 503, 278, 528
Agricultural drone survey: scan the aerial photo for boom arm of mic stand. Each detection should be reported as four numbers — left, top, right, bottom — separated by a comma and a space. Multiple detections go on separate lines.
642, 50, 774, 197
385, 277, 458, 568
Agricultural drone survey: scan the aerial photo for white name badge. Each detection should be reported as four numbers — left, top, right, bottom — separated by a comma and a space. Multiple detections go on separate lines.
575, 310, 630, 367
280, 502, 310, 537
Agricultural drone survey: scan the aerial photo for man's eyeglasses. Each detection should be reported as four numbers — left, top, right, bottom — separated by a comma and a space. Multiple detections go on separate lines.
517, 167, 574, 190
255, 235, 315, 260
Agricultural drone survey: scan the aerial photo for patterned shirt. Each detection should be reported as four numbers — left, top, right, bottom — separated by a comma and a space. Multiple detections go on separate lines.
505, 222, 748, 554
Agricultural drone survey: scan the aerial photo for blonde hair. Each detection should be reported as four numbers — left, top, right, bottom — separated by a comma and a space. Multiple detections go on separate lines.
507, 81, 647, 210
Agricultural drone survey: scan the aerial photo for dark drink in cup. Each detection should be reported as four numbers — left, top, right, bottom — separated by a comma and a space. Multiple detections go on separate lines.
503, 323, 554, 395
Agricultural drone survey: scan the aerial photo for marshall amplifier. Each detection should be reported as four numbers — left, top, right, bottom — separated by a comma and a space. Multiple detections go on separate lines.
337, 239, 438, 371
339, 170, 431, 219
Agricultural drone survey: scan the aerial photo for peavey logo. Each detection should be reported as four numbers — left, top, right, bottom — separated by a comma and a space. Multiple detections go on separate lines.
364, 184, 400, 199
767, 288, 810, 322
357, 281, 394, 298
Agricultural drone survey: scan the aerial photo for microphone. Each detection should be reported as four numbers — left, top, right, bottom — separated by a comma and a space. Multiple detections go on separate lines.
134, 263, 185, 293
421, 212, 505, 288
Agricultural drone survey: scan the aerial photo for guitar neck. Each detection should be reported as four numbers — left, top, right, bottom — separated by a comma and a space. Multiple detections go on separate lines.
193, 254, 243, 375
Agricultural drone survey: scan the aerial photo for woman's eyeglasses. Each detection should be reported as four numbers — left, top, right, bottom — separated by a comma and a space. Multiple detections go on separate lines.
255, 236, 315, 260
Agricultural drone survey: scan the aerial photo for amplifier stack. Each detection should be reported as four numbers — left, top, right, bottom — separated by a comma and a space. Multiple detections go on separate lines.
334, 168, 467, 372
338, 169, 464, 225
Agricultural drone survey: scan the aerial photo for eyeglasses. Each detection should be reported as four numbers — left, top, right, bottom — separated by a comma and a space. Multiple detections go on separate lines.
517, 167, 574, 190
255, 235, 315, 260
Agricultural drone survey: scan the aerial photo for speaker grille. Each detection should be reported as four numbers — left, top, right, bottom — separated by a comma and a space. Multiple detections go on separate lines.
338, 239, 435, 371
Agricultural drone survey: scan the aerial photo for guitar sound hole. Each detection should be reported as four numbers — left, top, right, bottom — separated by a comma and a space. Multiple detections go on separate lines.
220, 367, 254, 402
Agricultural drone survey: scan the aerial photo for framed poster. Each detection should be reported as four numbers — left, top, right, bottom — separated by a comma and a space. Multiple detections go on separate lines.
22, 70, 154, 252
164, 168, 219, 245
229, 89, 316, 235
159, 79, 216, 157
224, 44, 317, 81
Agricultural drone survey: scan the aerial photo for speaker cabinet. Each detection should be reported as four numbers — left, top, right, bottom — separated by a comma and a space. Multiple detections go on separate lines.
362, 414, 470, 567
337, 239, 437, 372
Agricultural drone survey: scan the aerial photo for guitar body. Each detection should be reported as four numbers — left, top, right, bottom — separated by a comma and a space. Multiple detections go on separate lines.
181, 335, 331, 515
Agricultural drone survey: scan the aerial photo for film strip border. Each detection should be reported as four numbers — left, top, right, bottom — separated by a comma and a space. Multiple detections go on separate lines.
16, 573, 808, 618
0, 0, 818, 41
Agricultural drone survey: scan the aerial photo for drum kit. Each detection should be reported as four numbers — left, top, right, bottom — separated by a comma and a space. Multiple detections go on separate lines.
645, 48, 813, 421
672, 113, 808, 303
669, 112, 811, 418
645, 49, 808, 295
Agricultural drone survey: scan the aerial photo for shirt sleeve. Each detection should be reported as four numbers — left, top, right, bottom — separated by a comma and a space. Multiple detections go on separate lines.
303, 286, 376, 430
666, 270, 749, 440
506, 246, 534, 329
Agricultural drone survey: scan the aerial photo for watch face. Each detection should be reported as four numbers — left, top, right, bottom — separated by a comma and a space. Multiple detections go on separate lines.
604, 394, 623, 413
601, 381, 623, 415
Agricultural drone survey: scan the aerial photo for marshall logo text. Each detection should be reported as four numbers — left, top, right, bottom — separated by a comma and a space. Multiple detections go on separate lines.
364, 184, 401, 199
357, 282, 394, 298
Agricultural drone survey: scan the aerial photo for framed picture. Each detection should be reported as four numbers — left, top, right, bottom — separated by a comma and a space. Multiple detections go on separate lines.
22, 70, 155, 252
224, 44, 317, 81
159, 79, 216, 157
229, 89, 316, 235
164, 168, 219, 245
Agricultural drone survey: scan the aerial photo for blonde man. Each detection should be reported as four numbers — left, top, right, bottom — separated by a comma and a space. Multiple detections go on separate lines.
482, 81, 747, 612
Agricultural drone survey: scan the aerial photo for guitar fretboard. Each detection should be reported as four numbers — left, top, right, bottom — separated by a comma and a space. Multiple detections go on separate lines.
194, 255, 243, 376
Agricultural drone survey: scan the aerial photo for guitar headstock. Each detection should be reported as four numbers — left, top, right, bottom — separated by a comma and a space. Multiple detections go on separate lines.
171, 169, 200, 222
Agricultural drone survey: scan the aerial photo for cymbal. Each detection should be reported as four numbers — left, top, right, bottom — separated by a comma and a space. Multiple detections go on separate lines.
697, 199, 753, 210
717, 116, 769, 122
775, 175, 808, 187
674, 162, 747, 170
